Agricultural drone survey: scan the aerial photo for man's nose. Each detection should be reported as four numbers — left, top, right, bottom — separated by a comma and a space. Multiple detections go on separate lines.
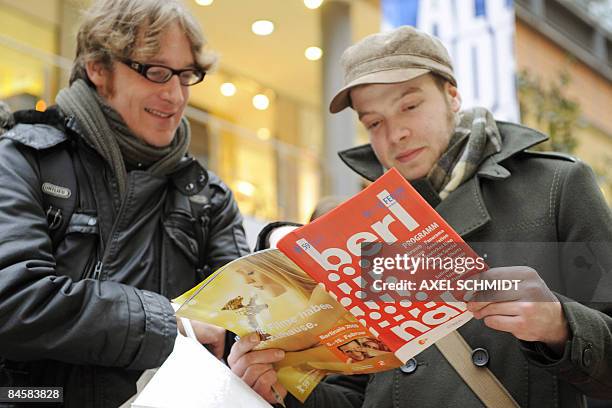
388, 121, 411, 143
160, 75, 185, 105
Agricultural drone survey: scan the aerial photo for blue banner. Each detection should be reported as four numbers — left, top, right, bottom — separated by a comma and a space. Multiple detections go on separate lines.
381, 0, 519, 122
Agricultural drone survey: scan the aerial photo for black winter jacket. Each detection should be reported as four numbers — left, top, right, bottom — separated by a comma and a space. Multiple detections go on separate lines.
0, 112, 249, 407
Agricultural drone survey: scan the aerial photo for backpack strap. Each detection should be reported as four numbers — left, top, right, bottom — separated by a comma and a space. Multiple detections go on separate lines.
11, 108, 78, 250
435, 330, 520, 407
37, 146, 78, 250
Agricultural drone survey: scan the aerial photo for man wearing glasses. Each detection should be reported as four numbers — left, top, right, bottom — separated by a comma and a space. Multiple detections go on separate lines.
0, 0, 249, 406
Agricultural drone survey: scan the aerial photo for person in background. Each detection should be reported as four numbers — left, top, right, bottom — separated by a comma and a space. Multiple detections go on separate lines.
0, 1, 249, 406
309, 196, 346, 221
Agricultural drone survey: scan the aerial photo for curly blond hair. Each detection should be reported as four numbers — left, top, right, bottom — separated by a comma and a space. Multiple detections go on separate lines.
70, 0, 217, 85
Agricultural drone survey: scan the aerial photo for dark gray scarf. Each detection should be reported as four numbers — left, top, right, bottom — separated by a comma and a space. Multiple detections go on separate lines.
428, 107, 502, 199
56, 79, 190, 198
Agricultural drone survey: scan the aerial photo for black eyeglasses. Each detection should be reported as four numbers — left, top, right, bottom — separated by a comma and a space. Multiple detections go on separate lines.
121, 59, 205, 86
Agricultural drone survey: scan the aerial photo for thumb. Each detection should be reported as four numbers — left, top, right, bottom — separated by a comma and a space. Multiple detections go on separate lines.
189, 320, 227, 359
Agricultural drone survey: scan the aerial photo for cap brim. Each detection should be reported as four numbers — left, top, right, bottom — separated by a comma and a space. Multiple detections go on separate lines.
329, 68, 430, 113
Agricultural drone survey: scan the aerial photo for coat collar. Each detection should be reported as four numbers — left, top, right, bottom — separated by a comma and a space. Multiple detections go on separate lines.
338, 121, 548, 237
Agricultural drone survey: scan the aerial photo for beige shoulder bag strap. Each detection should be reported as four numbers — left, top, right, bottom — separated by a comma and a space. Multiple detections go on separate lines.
435, 330, 520, 408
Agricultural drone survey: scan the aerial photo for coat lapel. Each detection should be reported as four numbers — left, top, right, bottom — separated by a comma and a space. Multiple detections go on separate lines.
337, 121, 549, 238
337, 144, 382, 182
435, 176, 490, 237
435, 122, 548, 237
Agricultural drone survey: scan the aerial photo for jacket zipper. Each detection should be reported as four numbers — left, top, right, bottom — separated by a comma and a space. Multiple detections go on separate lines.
75, 151, 106, 282
91, 174, 133, 280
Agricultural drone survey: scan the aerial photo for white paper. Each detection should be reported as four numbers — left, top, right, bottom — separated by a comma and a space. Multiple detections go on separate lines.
131, 334, 272, 408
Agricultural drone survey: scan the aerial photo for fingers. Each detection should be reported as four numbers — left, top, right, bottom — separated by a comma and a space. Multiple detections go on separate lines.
237, 360, 282, 404
470, 300, 568, 345
470, 302, 532, 339
469, 300, 523, 319
464, 266, 554, 311
188, 320, 226, 359
242, 361, 276, 386
231, 348, 285, 378
253, 370, 277, 402
259, 382, 287, 405
228, 333, 285, 376
205, 342, 225, 360
473, 266, 534, 280
465, 300, 491, 313
463, 271, 520, 303
192, 321, 225, 343
226, 333, 287, 404
482, 314, 521, 335
461, 266, 568, 346
466, 287, 520, 305
272, 383, 288, 402
481, 312, 544, 343
253, 373, 287, 405
256, 378, 287, 405
227, 333, 261, 368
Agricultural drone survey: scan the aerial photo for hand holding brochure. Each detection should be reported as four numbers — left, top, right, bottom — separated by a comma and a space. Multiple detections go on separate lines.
175, 248, 400, 402
175, 168, 487, 402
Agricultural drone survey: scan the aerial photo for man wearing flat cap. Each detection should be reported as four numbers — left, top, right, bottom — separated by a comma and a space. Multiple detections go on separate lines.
229, 26, 612, 407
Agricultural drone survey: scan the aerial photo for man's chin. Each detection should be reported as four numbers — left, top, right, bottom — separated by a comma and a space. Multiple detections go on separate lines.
145, 132, 176, 147
394, 165, 427, 181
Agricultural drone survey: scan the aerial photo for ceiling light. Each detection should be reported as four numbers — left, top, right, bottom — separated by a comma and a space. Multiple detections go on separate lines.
257, 128, 271, 140
236, 180, 256, 197
305, 46, 323, 61
252, 94, 270, 110
195, 0, 214, 6
304, 0, 324, 9
35, 100, 47, 112
220, 82, 236, 96
251, 20, 274, 36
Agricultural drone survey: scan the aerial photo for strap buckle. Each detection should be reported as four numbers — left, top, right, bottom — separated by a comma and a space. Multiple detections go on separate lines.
46, 206, 63, 231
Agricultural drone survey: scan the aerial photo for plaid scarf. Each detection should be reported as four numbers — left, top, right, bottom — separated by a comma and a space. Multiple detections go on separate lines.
428, 107, 502, 199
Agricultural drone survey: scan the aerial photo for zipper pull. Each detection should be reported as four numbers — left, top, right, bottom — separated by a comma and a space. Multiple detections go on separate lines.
93, 261, 103, 280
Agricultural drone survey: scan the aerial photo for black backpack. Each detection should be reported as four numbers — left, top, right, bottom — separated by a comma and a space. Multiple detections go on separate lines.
9, 108, 212, 275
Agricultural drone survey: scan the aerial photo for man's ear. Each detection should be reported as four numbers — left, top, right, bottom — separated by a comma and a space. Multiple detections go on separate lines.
446, 83, 462, 113
85, 60, 109, 96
